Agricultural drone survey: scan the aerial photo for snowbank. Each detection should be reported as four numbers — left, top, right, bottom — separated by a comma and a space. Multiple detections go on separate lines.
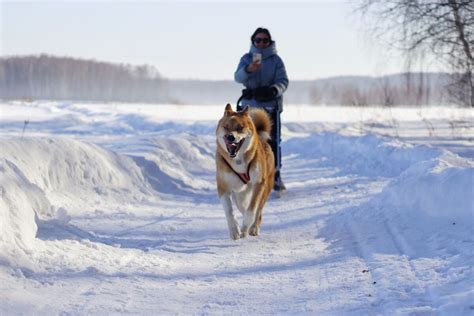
284, 133, 441, 177
0, 158, 50, 264
0, 137, 157, 265
0, 138, 153, 206
132, 135, 215, 193
376, 152, 473, 222
285, 132, 472, 221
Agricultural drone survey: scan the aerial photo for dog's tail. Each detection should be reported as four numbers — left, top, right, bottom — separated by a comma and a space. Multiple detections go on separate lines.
249, 108, 272, 141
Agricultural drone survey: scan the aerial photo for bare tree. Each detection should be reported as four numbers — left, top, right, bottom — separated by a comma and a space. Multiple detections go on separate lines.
339, 84, 369, 106
357, 0, 474, 107
377, 76, 396, 106
309, 85, 323, 105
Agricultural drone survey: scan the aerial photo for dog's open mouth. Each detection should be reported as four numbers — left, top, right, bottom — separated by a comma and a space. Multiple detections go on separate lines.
224, 136, 246, 158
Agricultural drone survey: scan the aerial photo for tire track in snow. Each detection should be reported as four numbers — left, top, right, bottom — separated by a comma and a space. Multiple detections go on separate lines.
343, 205, 439, 313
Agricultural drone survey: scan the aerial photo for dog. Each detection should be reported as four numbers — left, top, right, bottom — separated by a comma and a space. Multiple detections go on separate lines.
216, 103, 275, 240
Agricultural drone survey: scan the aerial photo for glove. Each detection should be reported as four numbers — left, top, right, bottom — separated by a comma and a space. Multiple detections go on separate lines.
242, 88, 253, 99
271, 87, 278, 97
254, 86, 277, 102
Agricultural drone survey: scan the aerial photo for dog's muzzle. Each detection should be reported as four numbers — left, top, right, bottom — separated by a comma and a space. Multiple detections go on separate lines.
224, 134, 245, 158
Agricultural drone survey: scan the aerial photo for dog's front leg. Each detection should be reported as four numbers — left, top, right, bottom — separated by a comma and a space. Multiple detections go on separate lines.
240, 210, 256, 238
220, 192, 241, 240
244, 183, 265, 237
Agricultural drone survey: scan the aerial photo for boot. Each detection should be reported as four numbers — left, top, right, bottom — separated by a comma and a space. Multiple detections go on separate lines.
273, 170, 286, 191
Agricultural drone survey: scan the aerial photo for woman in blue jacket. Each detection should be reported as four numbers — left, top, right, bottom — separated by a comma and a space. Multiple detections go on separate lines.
234, 27, 289, 192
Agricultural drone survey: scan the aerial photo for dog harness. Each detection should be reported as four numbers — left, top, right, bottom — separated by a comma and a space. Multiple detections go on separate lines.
222, 157, 251, 184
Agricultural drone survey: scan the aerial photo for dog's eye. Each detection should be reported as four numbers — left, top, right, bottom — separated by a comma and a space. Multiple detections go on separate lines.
236, 125, 243, 132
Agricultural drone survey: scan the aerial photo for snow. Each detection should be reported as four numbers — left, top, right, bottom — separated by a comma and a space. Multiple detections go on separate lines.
0, 158, 50, 266
0, 100, 473, 314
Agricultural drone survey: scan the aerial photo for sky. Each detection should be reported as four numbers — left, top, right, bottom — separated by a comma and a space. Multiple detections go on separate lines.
1, 0, 440, 80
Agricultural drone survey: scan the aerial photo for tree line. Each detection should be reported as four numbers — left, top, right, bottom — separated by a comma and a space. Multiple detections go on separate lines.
0, 54, 169, 103
308, 73, 452, 106
0, 54, 462, 106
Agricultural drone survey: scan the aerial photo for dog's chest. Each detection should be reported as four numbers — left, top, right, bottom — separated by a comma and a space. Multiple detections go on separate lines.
222, 163, 260, 191
228, 159, 248, 174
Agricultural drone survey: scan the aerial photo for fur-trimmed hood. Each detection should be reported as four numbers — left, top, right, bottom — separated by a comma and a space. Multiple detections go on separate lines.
249, 42, 278, 60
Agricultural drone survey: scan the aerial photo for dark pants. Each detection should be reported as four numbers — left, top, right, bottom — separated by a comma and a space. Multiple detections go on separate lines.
263, 108, 281, 172
237, 98, 282, 173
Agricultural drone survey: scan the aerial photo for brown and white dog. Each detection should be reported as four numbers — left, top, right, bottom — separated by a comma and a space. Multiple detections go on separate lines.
216, 104, 275, 240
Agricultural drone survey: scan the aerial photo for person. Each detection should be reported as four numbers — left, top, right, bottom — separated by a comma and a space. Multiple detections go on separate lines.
234, 27, 289, 192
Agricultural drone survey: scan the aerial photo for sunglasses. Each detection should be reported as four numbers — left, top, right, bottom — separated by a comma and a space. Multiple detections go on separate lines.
254, 38, 270, 44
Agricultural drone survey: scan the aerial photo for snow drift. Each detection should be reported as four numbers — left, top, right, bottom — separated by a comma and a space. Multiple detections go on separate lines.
376, 152, 473, 222
0, 135, 216, 266
286, 132, 473, 222
0, 158, 51, 264
284, 133, 441, 177
0, 137, 156, 265
115, 134, 215, 195
0, 138, 153, 206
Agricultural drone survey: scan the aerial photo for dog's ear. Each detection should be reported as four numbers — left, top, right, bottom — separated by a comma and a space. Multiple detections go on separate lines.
225, 103, 233, 116
240, 105, 249, 115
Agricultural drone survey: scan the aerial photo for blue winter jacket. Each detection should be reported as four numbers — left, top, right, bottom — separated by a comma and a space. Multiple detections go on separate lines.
234, 42, 289, 112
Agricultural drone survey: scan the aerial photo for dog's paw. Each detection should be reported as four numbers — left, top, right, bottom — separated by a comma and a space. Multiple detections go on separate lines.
249, 225, 260, 236
229, 229, 241, 240
240, 231, 248, 239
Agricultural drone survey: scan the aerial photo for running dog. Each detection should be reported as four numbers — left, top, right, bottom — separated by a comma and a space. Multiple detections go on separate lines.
216, 104, 275, 240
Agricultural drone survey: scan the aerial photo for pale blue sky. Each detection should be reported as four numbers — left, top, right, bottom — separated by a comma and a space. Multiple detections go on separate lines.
1, 1, 435, 80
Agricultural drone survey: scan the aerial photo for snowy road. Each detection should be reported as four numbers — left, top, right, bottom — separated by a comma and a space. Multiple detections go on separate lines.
0, 102, 473, 314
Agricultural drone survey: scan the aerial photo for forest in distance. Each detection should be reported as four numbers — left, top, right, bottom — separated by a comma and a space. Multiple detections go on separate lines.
0, 54, 462, 106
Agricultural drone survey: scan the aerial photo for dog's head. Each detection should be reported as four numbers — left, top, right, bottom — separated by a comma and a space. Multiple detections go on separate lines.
216, 104, 254, 159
